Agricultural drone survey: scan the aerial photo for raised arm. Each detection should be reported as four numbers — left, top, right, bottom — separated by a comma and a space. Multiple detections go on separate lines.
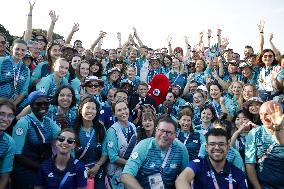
217, 29, 222, 48
184, 36, 191, 58
24, 1, 35, 41
47, 10, 59, 42
119, 34, 132, 57
167, 34, 173, 55
269, 33, 281, 60
133, 27, 144, 47
117, 32, 122, 48
246, 164, 262, 189
175, 167, 195, 189
65, 23, 79, 45
207, 29, 212, 47
257, 20, 265, 53
90, 31, 106, 51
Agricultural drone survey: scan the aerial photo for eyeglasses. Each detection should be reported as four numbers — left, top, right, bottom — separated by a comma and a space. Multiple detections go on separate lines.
56, 135, 76, 145
157, 128, 175, 136
0, 112, 15, 121
59, 93, 73, 98
207, 142, 227, 148
263, 54, 273, 59
0, 41, 6, 45
86, 84, 100, 88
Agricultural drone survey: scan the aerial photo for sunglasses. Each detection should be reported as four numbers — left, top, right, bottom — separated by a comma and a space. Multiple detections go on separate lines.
86, 84, 100, 88
263, 54, 273, 59
56, 135, 76, 144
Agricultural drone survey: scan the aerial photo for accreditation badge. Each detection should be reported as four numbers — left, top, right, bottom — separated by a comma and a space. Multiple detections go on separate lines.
148, 173, 165, 189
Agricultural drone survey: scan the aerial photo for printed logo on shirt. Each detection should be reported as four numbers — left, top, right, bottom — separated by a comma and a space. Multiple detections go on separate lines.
108, 141, 113, 148
20, 76, 25, 80
149, 162, 155, 168
6, 72, 11, 76
69, 173, 77, 177
193, 159, 200, 163
15, 128, 23, 136
100, 110, 104, 114
131, 151, 138, 160
193, 140, 198, 143
48, 172, 54, 177
170, 163, 177, 169
225, 177, 236, 183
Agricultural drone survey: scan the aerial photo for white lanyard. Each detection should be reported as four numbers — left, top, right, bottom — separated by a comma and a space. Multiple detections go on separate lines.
161, 147, 171, 169
13, 63, 22, 91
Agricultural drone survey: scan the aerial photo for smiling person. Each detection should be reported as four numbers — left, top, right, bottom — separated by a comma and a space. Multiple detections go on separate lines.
36, 58, 69, 98
177, 109, 205, 161
136, 112, 157, 143
0, 98, 16, 189
34, 128, 87, 189
12, 91, 60, 189
105, 99, 137, 189
0, 39, 30, 111
74, 97, 107, 188
175, 128, 247, 189
121, 116, 189, 189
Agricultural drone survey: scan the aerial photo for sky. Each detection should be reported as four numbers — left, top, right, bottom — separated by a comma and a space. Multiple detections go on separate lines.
2, 0, 284, 57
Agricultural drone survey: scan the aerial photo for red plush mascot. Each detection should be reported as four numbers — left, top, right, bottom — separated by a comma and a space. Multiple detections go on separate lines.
147, 74, 170, 107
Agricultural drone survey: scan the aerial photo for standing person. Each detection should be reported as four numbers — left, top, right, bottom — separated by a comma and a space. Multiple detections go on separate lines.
105, 100, 137, 189
0, 98, 16, 189
34, 128, 87, 189
176, 128, 248, 189
36, 58, 69, 98
245, 101, 284, 189
74, 97, 107, 188
121, 116, 189, 189
11, 91, 60, 189
0, 39, 30, 111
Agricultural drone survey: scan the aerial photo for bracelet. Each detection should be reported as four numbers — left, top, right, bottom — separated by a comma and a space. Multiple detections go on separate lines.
168, 44, 171, 46
217, 35, 220, 36
260, 32, 264, 34
208, 36, 211, 38
28, 14, 32, 16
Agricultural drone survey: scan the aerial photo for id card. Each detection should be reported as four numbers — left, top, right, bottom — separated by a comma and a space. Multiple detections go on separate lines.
148, 173, 165, 189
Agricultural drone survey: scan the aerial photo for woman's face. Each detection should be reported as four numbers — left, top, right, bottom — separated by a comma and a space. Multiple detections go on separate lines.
0, 105, 15, 132
201, 108, 213, 123
110, 71, 120, 81
232, 83, 242, 96
235, 112, 250, 132
193, 92, 205, 107
195, 60, 205, 72
172, 58, 180, 69
85, 81, 101, 95
166, 93, 175, 102
81, 102, 97, 121
210, 85, 222, 100
126, 67, 136, 78
90, 64, 99, 73
54, 59, 69, 78
114, 102, 129, 122
58, 88, 73, 109
71, 56, 81, 70
163, 57, 172, 67
79, 63, 90, 78
243, 86, 254, 101
142, 117, 155, 132
242, 67, 252, 78
249, 102, 261, 115
179, 115, 192, 132
262, 51, 274, 67
50, 45, 62, 60
115, 63, 123, 70
55, 131, 76, 154
12, 43, 27, 61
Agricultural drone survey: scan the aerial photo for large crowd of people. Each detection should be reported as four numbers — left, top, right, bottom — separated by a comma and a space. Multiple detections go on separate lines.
0, 2, 284, 189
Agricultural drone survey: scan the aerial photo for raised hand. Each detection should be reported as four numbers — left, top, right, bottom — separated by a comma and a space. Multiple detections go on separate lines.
166, 34, 172, 45
117, 32, 121, 41
132, 27, 137, 36
184, 36, 189, 45
269, 33, 273, 42
270, 103, 284, 127
207, 29, 212, 37
49, 10, 59, 23
29, 1, 35, 13
217, 29, 222, 36
257, 20, 265, 33
222, 37, 229, 48
99, 31, 107, 38
72, 23, 79, 33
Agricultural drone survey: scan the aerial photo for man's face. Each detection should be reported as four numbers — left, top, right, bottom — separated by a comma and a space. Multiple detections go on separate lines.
35, 36, 46, 51
206, 135, 229, 163
115, 92, 128, 104
146, 50, 154, 60
109, 49, 117, 60
0, 35, 7, 56
155, 121, 176, 150
244, 47, 253, 58
138, 85, 148, 98
129, 50, 137, 62
28, 42, 40, 58
189, 82, 198, 93
74, 41, 82, 49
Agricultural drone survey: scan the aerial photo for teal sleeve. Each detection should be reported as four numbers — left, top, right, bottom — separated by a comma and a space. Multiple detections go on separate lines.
122, 139, 151, 176
199, 134, 206, 145
31, 61, 45, 83
245, 130, 257, 164
36, 76, 50, 95
232, 149, 245, 172
21, 68, 30, 96
102, 137, 108, 156
105, 128, 120, 163
178, 140, 190, 169
0, 136, 16, 173
50, 120, 61, 139
198, 143, 206, 157
12, 118, 29, 154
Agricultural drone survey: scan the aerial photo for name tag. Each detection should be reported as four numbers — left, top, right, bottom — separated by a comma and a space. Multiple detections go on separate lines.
148, 173, 165, 189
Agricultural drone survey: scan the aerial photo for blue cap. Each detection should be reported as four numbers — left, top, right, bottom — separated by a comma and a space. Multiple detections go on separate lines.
27, 91, 47, 105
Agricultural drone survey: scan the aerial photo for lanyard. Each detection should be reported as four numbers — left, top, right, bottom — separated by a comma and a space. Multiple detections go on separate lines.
13, 63, 23, 92
59, 159, 79, 189
209, 169, 233, 189
121, 123, 132, 143
79, 129, 95, 160
27, 115, 46, 143
161, 147, 171, 169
